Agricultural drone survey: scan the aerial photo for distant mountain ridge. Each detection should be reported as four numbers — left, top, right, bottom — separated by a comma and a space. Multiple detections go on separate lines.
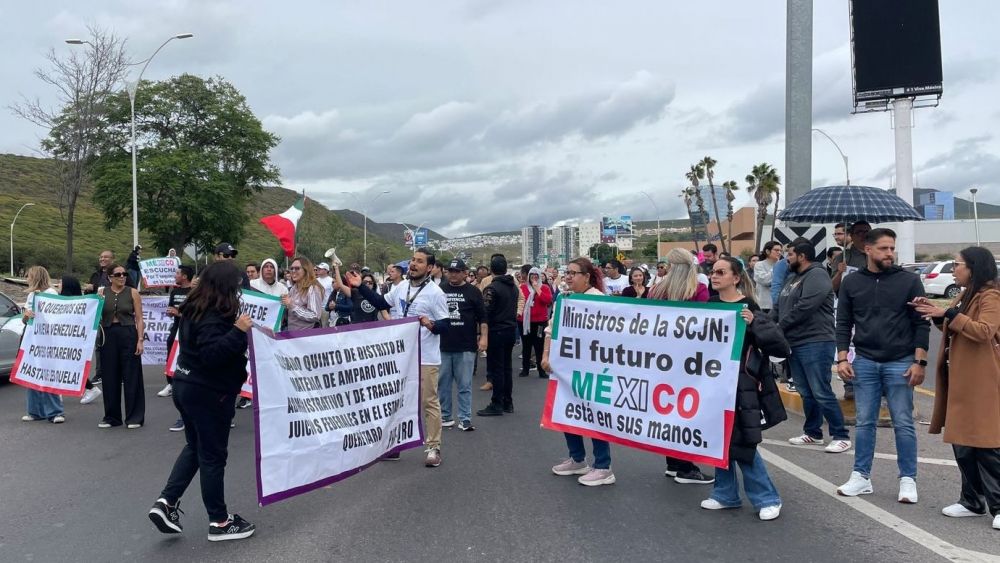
333, 209, 449, 243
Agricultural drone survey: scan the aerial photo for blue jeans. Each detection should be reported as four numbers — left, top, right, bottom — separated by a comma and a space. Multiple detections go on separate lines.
711, 451, 782, 510
565, 433, 611, 470
852, 355, 917, 478
26, 389, 64, 420
439, 351, 476, 423
790, 342, 849, 440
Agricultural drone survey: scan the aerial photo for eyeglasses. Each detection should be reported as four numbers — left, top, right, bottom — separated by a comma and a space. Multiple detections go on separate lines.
710, 269, 729, 276
110, 272, 127, 278
566, 271, 585, 276
288, 267, 302, 271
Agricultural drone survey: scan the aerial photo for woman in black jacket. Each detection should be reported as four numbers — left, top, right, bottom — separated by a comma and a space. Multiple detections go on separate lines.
148, 260, 256, 542
701, 257, 790, 521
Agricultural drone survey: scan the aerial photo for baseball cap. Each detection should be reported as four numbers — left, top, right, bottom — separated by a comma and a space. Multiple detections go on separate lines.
214, 242, 238, 257
316, 262, 330, 271
447, 259, 467, 271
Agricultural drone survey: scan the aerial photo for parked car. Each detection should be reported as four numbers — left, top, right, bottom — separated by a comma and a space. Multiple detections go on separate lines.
900, 262, 930, 275
921, 260, 1000, 299
0, 291, 23, 379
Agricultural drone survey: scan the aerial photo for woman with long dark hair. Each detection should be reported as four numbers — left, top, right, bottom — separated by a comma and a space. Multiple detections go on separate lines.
700, 257, 789, 521
148, 260, 256, 541
540, 258, 617, 486
913, 247, 1000, 530
97, 263, 145, 429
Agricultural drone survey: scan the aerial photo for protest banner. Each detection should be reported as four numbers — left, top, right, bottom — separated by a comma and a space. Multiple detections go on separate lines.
139, 257, 181, 288
10, 293, 104, 397
541, 293, 746, 469
250, 318, 422, 505
239, 290, 285, 399
163, 289, 284, 396
141, 296, 171, 365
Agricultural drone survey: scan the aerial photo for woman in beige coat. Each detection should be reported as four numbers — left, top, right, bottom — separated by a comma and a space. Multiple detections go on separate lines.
912, 246, 1000, 531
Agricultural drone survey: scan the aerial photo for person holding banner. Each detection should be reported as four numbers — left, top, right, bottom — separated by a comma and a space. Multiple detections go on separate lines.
61, 276, 103, 406
149, 260, 256, 541
282, 256, 325, 331
646, 248, 715, 485
20, 266, 65, 424
542, 258, 616, 486
700, 257, 789, 521
97, 263, 146, 429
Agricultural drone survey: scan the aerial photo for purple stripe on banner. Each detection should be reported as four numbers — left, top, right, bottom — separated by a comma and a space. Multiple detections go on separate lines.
250, 316, 423, 507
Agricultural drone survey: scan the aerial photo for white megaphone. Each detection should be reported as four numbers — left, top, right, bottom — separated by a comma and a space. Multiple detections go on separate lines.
324, 247, 343, 267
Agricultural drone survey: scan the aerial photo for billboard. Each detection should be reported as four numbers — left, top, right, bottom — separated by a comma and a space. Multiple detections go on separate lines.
850, 0, 943, 107
414, 228, 429, 247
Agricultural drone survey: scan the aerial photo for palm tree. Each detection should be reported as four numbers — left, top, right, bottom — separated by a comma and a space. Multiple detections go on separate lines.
700, 156, 727, 254
680, 186, 699, 251
745, 163, 782, 252
685, 164, 706, 249
722, 180, 739, 251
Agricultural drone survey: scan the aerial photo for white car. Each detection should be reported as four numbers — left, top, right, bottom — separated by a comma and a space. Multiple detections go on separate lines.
0, 291, 23, 378
921, 260, 1000, 299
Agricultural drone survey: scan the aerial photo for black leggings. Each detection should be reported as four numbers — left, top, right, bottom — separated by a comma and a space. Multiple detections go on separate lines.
520, 321, 547, 377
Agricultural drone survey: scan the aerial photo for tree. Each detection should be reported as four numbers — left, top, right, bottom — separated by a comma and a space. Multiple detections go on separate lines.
722, 180, 739, 250
90, 74, 280, 255
588, 243, 615, 266
10, 26, 130, 272
679, 186, 700, 252
700, 156, 727, 254
745, 162, 781, 252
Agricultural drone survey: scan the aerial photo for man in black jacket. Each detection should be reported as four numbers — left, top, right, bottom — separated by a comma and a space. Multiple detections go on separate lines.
834, 228, 929, 502
773, 241, 851, 454
477, 254, 518, 416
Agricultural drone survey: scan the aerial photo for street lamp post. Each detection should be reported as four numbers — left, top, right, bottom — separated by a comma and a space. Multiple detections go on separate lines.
971, 188, 981, 246
67, 33, 193, 249
10, 203, 35, 277
343, 190, 390, 266
640, 190, 661, 261
812, 128, 850, 186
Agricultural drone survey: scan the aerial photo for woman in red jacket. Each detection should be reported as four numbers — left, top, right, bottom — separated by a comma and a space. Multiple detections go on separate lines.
518, 267, 553, 379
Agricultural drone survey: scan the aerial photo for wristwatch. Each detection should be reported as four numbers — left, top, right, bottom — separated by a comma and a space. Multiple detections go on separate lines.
913, 359, 928, 367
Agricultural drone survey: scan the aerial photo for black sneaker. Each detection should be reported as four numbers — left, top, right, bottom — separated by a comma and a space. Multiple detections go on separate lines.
518, 371, 529, 378
207, 514, 255, 542
477, 403, 504, 416
169, 419, 185, 432
502, 401, 514, 413
457, 420, 475, 431
674, 469, 715, 484
237, 397, 252, 409
148, 498, 183, 534
380, 451, 401, 461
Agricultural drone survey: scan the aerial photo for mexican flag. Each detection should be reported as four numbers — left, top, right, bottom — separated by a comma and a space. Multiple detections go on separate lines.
260, 195, 304, 257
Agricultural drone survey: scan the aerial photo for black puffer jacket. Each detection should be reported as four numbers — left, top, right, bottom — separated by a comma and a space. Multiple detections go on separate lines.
728, 303, 791, 464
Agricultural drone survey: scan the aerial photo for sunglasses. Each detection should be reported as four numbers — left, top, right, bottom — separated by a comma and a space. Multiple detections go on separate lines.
110, 272, 127, 278
710, 269, 730, 276
288, 266, 303, 271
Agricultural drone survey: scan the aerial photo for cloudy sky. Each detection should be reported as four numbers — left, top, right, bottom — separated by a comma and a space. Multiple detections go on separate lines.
3, 1, 998, 237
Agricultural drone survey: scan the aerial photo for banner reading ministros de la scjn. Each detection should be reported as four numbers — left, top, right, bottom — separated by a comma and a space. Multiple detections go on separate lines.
542, 293, 746, 469
10, 293, 104, 397
250, 318, 422, 506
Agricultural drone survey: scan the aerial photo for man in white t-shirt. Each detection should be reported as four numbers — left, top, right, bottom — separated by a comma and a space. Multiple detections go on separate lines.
603, 260, 628, 295
349, 248, 449, 468
315, 262, 334, 325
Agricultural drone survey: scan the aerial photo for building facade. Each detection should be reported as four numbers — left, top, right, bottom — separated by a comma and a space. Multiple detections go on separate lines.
577, 222, 602, 258
550, 225, 577, 266
521, 225, 544, 266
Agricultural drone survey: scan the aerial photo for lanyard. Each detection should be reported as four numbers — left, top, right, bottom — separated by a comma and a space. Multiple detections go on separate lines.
403, 278, 430, 317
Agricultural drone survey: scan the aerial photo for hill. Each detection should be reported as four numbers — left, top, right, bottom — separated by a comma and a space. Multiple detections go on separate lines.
0, 154, 411, 277
333, 209, 448, 243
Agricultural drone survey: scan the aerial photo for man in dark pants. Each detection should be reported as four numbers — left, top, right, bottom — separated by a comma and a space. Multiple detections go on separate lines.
477, 254, 518, 416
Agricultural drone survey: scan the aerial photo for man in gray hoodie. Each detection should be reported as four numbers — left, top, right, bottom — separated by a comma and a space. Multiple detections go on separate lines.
250, 258, 289, 298
773, 240, 852, 454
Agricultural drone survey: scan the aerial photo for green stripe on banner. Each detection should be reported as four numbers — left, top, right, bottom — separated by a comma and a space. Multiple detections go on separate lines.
551, 293, 564, 340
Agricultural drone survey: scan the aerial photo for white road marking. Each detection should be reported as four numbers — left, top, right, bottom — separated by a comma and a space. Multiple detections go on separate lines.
759, 447, 999, 563
761, 438, 958, 467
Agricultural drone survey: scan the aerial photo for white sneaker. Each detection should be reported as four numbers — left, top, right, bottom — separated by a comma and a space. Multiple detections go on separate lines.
837, 471, 873, 497
788, 434, 823, 446
759, 504, 782, 521
441, 420, 456, 428
941, 503, 985, 518
825, 440, 852, 454
993, 514, 1000, 530
898, 477, 918, 504
80, 387, 102, 404
51, 415, 66, 424
157, 384, 173, 397
700, 498, 738, 510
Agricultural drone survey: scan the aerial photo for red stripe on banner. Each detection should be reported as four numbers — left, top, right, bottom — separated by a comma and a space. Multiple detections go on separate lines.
165, 340, 179, 377
540, 379, 733, 468
10, 353, 88, 397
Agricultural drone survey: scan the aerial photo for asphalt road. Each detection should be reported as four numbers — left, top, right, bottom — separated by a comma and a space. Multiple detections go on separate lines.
0, 343, 996, 563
